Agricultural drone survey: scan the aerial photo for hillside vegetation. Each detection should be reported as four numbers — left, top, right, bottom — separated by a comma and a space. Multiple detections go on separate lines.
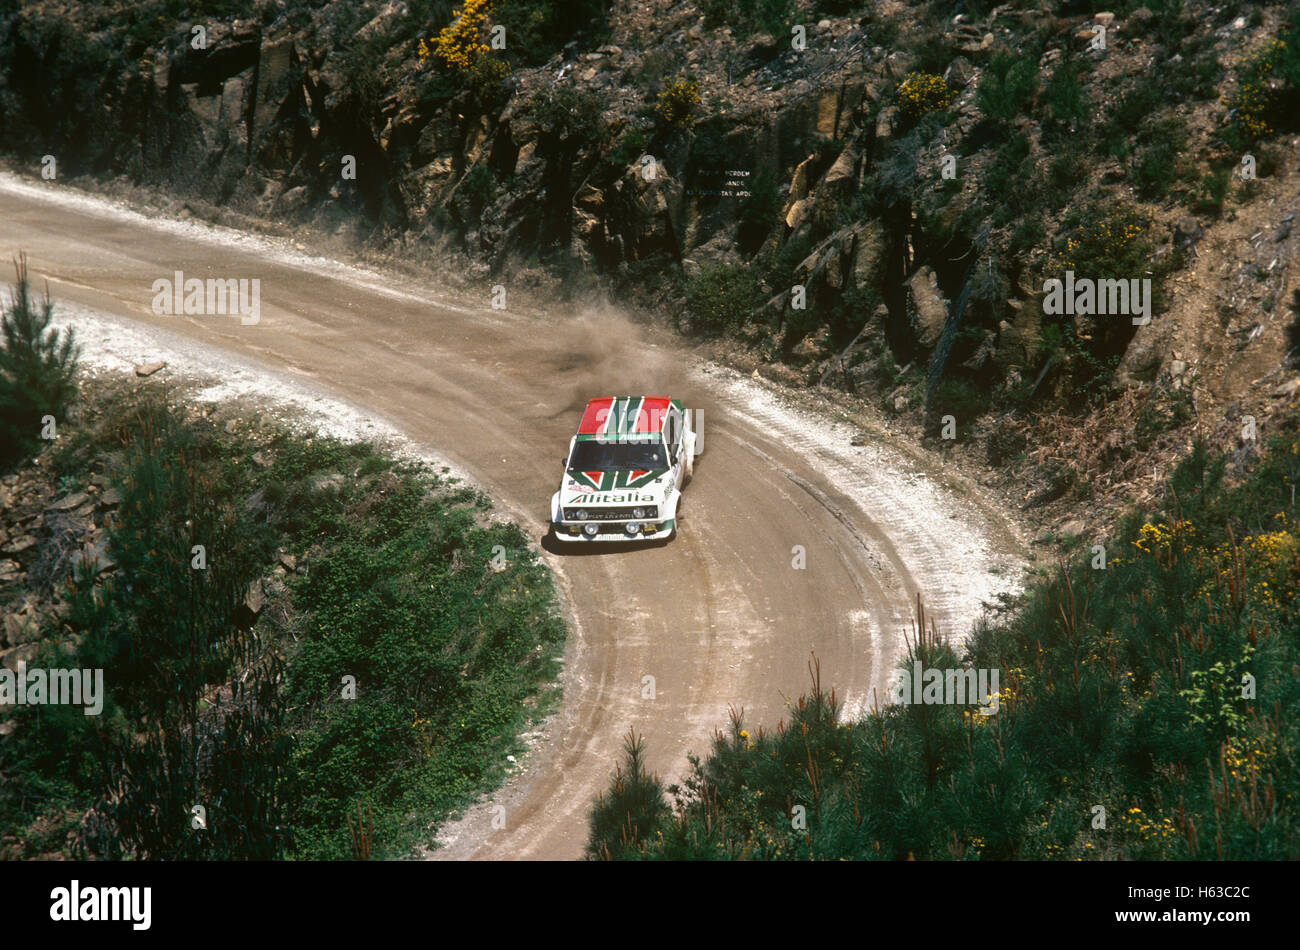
589, 415, 1300, 859
0, 367, 563, 860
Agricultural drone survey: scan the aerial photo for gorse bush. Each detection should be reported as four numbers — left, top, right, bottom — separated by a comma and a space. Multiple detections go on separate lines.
1230, 10, 1300, 141
896, 71, 953, 118
0, 254, 79, 469
423, 0, 493, 71
590, 419, 1300, 859
1057, 202, 1154, 276
656, 76, 701, 128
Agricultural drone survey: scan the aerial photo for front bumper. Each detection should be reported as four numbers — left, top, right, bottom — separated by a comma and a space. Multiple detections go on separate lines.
552, 519, 675, 542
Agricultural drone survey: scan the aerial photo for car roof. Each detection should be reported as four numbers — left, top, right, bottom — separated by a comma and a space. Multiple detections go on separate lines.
577, 396, 676, 441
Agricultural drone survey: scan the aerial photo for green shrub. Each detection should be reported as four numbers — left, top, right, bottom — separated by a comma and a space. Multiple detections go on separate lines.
464, 163, 495, 205
493, 0, 612, 66
685, 264, 763, 335
758, 236, 812, 298
607, 127, 649, 171
530, 84, 603, 145
0, 254, 79, 468
586, 731, 669, 859
927, 376, 989, 437
1044, 60, 1088, 126
1130, 119, 1187, 199
1196, 167, 1232, 216
986, 132, 1032, 199
976, 52, 1039, 124
1103, 73, 1166, 159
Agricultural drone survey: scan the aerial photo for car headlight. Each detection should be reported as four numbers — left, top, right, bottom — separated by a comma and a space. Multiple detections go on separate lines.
632, 507, 645, 519
574, 509, 588, 521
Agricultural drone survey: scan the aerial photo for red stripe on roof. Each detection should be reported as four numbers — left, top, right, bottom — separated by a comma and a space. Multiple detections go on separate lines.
579, 396, 674, 435
635, 397, 672, 434
578, 397, 615, 435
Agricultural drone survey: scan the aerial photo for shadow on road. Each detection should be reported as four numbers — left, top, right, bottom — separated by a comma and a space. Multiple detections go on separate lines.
540, 530, 671, 556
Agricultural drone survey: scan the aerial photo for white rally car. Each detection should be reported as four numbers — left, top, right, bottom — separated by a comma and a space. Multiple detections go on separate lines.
550, 396, 702, 542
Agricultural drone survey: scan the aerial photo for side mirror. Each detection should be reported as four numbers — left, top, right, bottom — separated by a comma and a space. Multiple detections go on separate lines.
561, 457, 568, 469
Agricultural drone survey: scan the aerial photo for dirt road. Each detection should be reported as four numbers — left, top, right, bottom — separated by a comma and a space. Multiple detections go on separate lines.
1, 174, 1026, 859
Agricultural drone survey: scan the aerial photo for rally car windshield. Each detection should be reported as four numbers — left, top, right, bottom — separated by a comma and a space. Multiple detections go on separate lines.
568, 440, 668, 472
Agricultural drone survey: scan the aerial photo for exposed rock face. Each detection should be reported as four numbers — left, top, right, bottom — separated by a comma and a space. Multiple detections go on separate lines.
5, 0, 1295, 446
908, 266, 950, 351
0, 461, 122, 651
0, 7, 893, 289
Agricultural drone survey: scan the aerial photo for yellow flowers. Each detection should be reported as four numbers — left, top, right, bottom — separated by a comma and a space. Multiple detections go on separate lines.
1119, 806, 1176, 842
657, 77, 701, 127
1133, 519, 1192, 555
897, 71, 953, 118
1058, 205, 1154, 272
1222, 735, 1275, 783
1232, 38, 1287, 138
420, 0, 493, 73
1186, 525, 1296, 606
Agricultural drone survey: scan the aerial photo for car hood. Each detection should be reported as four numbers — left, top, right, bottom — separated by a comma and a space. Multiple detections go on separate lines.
560, 469, 669, 507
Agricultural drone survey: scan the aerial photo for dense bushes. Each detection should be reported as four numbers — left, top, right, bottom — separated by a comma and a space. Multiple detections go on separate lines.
976, 51, 1039, 124
0, 386, 565, 859
684, 264, 764, 335
589, 417, 1300, 859
282, 469, 564, 858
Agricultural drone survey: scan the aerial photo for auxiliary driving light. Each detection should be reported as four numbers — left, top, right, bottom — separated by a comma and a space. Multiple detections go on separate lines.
624, 523, 640, 535
583, 523, 599, 537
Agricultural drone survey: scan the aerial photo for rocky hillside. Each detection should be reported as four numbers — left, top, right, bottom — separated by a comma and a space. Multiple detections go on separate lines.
0, 457, 117, 692
2, 0, 1299, 521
